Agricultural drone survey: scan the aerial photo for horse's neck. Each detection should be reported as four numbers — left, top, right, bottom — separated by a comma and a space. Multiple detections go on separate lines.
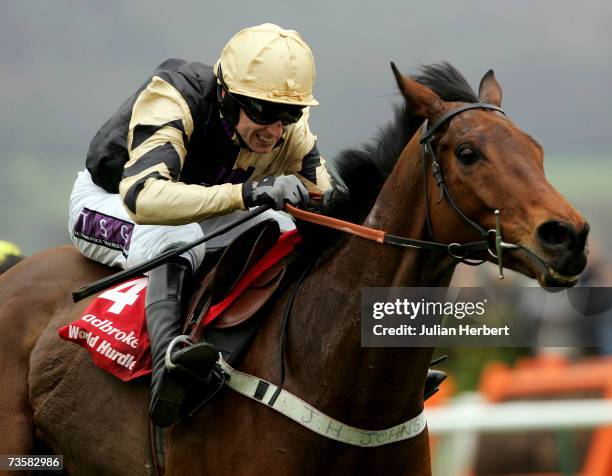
328, 133, 457, 290
286, 135, 456, 429
362, 134, 457, 286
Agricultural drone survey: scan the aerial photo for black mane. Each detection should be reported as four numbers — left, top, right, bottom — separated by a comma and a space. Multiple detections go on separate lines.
327, 62, 478, 223
414, 62, 479, 103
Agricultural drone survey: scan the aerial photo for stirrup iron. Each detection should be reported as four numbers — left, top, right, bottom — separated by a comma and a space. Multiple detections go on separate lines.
164, 335, 193, 371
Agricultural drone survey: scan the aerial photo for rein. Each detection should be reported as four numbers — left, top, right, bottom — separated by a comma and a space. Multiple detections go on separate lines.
288, 102, 524, 279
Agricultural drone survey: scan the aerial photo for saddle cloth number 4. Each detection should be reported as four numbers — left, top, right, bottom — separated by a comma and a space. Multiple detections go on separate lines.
98, 277, 148, 314
58, 275, 152, 381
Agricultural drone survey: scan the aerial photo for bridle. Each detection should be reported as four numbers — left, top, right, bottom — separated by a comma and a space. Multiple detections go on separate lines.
419, 102, 521, 277
288, 102, 528, 279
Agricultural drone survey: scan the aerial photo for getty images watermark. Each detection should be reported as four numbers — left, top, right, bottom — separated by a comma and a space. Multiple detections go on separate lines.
361, 287, 612, 347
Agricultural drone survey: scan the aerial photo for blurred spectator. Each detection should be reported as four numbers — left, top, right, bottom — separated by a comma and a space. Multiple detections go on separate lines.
0, 240, 23, 273
579, 241, 612, 354
579, 241, 612, 286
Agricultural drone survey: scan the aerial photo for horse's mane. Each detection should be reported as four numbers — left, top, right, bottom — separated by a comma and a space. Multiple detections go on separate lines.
326, 62, 478, 223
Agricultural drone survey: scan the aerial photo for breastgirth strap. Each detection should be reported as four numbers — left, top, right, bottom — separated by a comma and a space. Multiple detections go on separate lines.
219, 357, 427, 447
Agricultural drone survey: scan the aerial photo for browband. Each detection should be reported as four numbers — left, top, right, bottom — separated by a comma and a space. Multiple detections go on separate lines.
420, 103, 505, 144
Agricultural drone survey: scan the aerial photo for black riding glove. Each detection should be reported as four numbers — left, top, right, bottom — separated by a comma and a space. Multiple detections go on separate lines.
320, 183, 350, 214
242, 175, 309, 210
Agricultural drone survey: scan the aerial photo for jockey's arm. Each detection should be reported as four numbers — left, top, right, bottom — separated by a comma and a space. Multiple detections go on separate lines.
279, 108, 332, 197
294, 142, 333, 197
118, 76, 245, 225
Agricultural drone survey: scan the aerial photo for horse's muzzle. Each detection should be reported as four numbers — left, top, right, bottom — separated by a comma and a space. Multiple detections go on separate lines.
536, 220, 590, 284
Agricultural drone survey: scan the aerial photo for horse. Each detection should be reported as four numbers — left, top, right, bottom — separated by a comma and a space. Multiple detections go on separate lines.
0, 62, 589, 476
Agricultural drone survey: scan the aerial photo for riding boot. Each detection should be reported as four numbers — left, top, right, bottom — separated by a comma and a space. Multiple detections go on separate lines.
146, 258, 218, 427
423, 369, 447, 400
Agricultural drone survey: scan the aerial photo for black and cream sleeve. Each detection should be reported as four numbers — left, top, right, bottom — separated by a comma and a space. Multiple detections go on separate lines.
118, 75, 243, 224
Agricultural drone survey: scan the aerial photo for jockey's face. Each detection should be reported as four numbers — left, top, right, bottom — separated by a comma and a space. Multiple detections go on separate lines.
235, 109, 283, 153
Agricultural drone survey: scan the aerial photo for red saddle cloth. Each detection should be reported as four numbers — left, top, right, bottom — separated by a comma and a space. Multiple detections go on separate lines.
59, 230, 302, 381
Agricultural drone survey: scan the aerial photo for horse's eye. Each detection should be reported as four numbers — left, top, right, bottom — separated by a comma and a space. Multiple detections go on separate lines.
456, 145, 480, 165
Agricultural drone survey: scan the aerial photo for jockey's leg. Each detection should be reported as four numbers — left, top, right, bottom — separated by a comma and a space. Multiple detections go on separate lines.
68, 170, 216, 427
145, 258, 217, 427
68, 169, 206, 270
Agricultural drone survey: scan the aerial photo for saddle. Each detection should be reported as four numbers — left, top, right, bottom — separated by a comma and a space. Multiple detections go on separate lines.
182, 219, 297, 365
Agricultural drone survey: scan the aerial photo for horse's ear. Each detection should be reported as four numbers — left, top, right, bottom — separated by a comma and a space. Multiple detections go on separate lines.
390, 62, 446, 120
478, 69, 502, 106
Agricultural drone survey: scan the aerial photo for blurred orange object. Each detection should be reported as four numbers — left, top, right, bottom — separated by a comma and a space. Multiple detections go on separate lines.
479, 355, 612, 476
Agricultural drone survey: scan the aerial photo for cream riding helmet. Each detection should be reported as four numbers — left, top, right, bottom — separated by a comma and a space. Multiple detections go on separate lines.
214, 23, 319, 127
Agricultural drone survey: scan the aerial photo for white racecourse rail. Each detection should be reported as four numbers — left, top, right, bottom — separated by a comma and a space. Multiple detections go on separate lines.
426, 394, 612, 433
425, 393, 612, 476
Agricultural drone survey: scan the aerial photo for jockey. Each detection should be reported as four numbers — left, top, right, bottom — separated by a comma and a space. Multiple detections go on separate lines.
68, 23, 331, 427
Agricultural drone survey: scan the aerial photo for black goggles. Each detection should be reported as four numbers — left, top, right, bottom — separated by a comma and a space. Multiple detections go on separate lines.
233, 93, 304, 126
218, 65, 304, 125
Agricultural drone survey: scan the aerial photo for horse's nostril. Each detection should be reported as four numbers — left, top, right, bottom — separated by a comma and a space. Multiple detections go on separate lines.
575, 222, 590, 250
537, 220, 573, 248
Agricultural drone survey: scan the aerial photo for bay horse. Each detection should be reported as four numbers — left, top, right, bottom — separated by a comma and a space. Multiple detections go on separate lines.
0, 62, 588, 475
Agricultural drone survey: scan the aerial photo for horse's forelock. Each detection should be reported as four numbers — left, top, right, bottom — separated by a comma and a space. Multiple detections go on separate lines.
412, 62, 479, 104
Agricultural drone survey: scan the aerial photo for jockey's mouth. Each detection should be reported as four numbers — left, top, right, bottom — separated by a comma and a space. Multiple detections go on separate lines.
255, 132, 277, 146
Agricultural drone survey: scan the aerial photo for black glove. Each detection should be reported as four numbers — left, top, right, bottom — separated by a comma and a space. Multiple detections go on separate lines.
242, 175, 309, 210
310, 181, 350, 216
